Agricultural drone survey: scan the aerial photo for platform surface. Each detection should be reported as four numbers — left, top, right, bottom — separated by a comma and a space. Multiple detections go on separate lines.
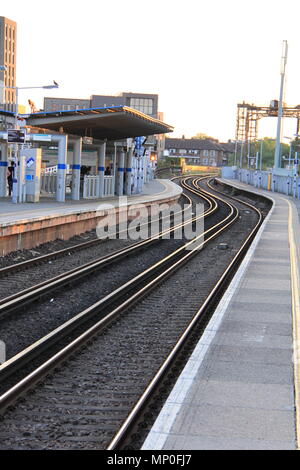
0, 179, 181, 227
143, 179, 300, 450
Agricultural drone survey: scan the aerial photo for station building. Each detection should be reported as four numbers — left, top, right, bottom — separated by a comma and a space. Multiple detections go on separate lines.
0, 105, 173, 203
43, 92, 160, 163
0, 16, 17, 112
44, 92, 159, 118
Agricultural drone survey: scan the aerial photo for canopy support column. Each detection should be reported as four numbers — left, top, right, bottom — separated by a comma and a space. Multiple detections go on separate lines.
125, 146, 133, 196
116, 149, 125, 196
97, 141, 106, 198
55, 134, 68, 202
71, 137, 82, 201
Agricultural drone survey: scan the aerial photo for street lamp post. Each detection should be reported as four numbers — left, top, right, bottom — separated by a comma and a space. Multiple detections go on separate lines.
234, 140, 238, 166
283, 136, 294, 173
240, 140, 244, 168
258, 138, 269, 171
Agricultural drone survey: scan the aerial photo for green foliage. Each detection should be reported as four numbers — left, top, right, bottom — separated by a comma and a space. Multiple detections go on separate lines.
165, 156, 181, 166
191, 133, 217, 141
239, 138, 294, 170
255, 138, 289, 169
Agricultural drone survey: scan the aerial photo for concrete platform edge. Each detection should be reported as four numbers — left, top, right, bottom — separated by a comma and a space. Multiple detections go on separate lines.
0, 180, 182, 256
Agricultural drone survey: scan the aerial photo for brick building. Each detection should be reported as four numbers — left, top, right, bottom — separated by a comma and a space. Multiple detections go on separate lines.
163, 137, 229, 167
0, 16, 17, 111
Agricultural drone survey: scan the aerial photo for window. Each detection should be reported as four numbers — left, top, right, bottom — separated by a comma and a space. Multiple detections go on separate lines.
210, 150, 216, 157
203, 158, 208, 165
203, 150, 209, 157
129, 97, 153, 115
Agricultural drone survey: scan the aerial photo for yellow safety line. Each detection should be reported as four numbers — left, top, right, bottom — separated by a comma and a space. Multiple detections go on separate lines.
287, 198, 300, 449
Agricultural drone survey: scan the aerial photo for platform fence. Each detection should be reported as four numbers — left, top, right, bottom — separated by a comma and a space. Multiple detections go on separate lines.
235, 169, 300, 199
40, 174, 57, 194
83, 175, 114, 199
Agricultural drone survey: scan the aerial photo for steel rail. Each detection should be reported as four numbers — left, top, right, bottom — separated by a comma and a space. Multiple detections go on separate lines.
0, 178, 218, 375
0, 191, 193, 278
107, 179, 263, 450
0, 172, 213, 281
0, 183, 214, 317
0, 178, 238, 412
0, 175, 213, 312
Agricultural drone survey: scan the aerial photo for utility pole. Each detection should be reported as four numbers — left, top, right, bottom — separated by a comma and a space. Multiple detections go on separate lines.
274, 40, 288, 170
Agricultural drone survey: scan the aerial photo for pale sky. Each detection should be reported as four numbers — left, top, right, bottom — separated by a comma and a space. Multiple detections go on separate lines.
2, 0, 300, 143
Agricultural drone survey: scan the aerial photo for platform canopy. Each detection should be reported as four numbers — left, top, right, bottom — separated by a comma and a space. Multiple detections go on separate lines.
23, 106, 173, 141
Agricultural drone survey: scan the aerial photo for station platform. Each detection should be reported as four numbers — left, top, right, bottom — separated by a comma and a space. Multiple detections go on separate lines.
0, 179, 182, 256
142, 179, 300, 450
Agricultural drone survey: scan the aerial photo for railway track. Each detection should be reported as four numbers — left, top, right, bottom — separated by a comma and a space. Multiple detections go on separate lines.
0, 177, 216, 380
0, 176, 268, 450
0, 175, 219, 304
0, 179, 214, 316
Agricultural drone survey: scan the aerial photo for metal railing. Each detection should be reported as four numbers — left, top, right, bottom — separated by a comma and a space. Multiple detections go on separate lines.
40, 173, 72, 195
40, 174, 57, 193
41, 164, 71, 175
83, 175, 114, 199
236, 168, 300, 199
103, 175, 114, 196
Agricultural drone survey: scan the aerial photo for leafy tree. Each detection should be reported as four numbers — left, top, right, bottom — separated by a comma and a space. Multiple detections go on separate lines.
238, 138, 290, 170
191, 133, 217, 141
254, 138, 290, 169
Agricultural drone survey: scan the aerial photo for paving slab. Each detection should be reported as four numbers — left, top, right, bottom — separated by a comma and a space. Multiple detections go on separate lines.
0, 179, 181, 226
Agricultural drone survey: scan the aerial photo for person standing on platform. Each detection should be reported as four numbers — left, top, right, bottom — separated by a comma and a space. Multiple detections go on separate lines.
7, 161, 15, 196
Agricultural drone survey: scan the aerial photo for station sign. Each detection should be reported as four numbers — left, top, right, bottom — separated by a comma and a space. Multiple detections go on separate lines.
32, 134, 52, 142
7, 129, 26, 144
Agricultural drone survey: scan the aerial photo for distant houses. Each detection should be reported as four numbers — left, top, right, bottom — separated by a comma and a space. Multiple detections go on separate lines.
162, 137, 232, 167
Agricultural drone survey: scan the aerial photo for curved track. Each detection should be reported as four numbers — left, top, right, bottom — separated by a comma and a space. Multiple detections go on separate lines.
0, 176, 267, 450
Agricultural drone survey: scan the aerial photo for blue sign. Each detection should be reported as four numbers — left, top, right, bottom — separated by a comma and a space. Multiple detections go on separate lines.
135, 136, 143, 149
26, 157, 35, 168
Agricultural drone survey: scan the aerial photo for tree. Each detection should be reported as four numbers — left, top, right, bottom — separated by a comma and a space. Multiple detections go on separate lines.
248, 138, 290, 170
191, 133, 217, 141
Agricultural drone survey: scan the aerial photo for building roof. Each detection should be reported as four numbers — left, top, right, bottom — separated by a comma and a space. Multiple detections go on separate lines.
0, 109, 15, 117
23, 106, 173, 141
165, 137, 226, 151
220, 142, 236, 153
